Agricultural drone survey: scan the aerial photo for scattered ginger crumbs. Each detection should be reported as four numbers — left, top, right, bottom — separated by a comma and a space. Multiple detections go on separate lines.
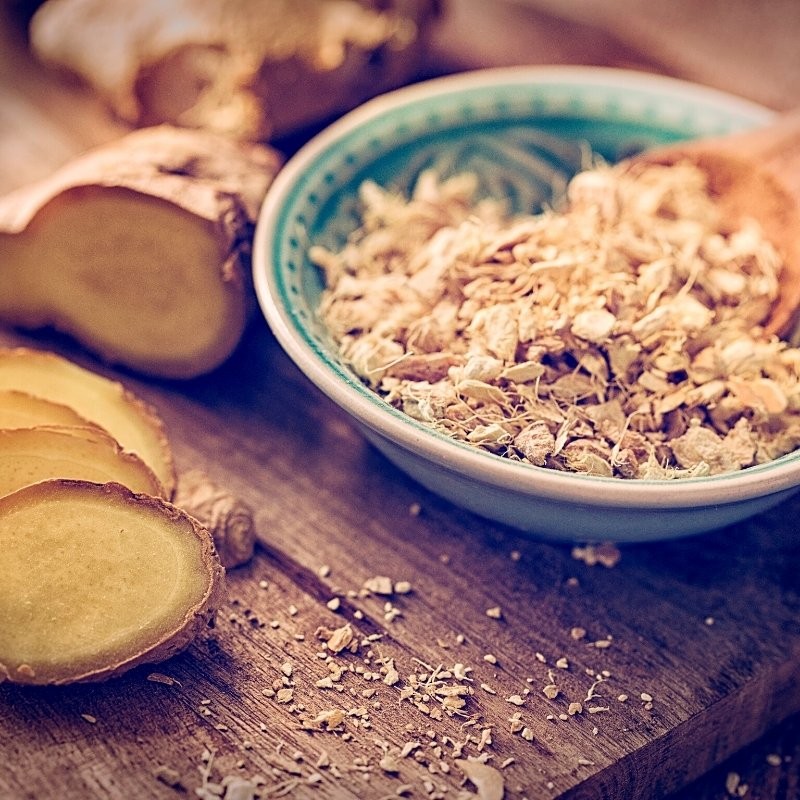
312, 163, 800, 478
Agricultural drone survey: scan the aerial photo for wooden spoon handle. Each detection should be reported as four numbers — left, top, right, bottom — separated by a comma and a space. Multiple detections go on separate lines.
711, 107, 800, 194
638, 108, 800, 337
729, 109, 800, 338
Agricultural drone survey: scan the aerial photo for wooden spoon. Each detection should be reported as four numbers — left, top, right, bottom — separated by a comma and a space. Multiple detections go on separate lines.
631, 108, 800, 339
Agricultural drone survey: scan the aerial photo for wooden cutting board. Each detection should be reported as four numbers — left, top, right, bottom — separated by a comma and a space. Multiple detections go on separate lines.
0, 9, 799, 800
2, 321, 799, 800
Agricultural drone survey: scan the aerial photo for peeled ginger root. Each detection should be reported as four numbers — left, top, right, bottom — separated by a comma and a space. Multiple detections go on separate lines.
0, 126, 280, 378
0, 347, 175, 495
0, 480, 224, 686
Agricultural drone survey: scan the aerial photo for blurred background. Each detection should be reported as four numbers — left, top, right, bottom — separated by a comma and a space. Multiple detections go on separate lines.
0, 0, 798, 226
430, 0, 800, 111
3, 0, 799, 170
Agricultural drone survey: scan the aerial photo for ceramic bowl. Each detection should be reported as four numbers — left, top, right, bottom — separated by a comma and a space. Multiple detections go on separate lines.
253, 66, 800, 542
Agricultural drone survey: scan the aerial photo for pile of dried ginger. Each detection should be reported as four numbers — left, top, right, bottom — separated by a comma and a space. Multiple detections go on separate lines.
312, 162, 800, 478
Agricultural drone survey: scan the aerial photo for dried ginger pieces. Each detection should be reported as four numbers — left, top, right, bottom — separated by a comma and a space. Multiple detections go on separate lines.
311, 163, 800, 479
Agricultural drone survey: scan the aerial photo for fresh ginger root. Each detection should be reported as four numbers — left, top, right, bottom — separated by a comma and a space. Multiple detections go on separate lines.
0, 347, 175, 495
0, 425, 165, 499
0, 125, 280, 378
0, 349, 255, 561
29, 0, 439, 141
0, 480, 224, 685
173, 468, 256, 568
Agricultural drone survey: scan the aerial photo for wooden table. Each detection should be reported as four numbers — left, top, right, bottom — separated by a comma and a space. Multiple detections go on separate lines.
1, 6, 799, 800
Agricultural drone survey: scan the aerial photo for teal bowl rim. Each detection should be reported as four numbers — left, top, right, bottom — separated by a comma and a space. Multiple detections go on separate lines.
254, 65, 800, 511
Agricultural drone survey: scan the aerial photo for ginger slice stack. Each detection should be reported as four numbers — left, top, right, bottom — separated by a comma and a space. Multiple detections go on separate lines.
0, 347, 175, 494
0, 346, 226, 685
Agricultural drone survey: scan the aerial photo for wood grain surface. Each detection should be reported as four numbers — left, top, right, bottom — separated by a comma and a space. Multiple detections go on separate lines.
1, 6, 799, 800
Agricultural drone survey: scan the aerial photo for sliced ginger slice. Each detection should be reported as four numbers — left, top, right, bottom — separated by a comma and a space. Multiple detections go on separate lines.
0, 125, 279, 378
0, 479, 224, 685
0, 347, 175, 495
0, 389, 93, 429
0, 425, 165, 499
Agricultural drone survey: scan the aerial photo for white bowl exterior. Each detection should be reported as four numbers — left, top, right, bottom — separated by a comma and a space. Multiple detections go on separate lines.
358, 423, 799, 540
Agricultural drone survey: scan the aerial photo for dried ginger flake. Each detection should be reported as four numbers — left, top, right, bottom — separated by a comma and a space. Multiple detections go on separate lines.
313, 162, 800, 478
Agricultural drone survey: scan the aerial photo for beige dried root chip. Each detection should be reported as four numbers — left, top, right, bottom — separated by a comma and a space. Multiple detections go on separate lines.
319, 623, 354, 654
454, 758, 504, 800
314, 162, 800, 478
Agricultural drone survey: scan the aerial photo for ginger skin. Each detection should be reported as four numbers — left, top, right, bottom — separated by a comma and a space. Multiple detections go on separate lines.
174, 468, 256, 568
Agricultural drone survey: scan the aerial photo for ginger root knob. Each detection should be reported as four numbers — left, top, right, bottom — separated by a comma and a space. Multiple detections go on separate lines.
174, 469, 255, 568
